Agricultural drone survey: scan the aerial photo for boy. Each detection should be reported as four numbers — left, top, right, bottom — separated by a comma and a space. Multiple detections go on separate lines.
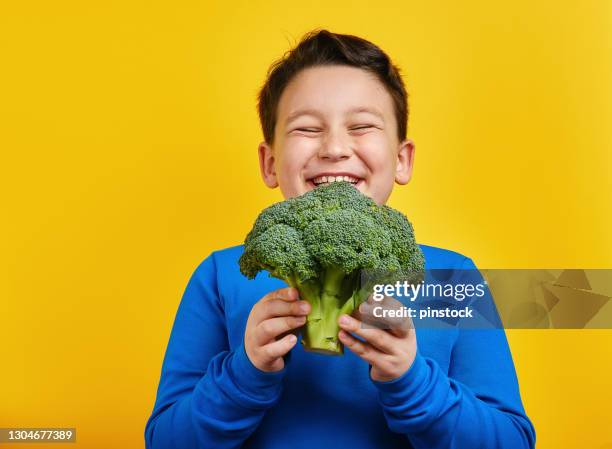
145, 29, 535, 448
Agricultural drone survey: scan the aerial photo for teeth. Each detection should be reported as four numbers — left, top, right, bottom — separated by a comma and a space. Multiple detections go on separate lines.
312, 175, 360, 186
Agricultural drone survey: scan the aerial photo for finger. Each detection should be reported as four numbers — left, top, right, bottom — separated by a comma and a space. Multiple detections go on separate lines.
338, 314, 398, 355
254, 298, 310, 324
260, 333, 298, 360
362, 293, 399, 307
358, 301, 407, 328
338, 330, 381, 365
361, 295, 405, 314
252, 287, 310, 323
387, 316, 415, 339
265, 287, 299, 302
358, 299, 413, 334
365, 293, 379, 305
255, 315, 307, 345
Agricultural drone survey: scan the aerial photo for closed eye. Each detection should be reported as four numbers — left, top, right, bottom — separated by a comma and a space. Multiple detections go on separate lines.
350, 125, 375, 131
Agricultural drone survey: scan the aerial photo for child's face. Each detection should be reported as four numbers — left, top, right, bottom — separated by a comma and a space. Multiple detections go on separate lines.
258, 65, 414, 205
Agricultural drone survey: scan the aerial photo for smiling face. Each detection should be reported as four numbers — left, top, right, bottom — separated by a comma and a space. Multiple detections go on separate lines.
258, 65, 415, 205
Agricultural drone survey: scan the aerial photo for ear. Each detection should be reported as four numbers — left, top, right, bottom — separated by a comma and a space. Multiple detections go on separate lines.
395, 139, 415, 185
258, 141, 279, 188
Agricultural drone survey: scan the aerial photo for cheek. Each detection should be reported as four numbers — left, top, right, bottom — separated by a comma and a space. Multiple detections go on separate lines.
278, 145, 308, 175
355, 137, 397, 204
357, 135, 396, 173
278, 138, 317, 170
276, 139, 316, 195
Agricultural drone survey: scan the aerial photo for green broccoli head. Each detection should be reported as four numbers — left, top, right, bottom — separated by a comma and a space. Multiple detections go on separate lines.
304, 208, 395, 274
240, 223, 319, 284
239, 181, 425, 355
379, 205, 425, 275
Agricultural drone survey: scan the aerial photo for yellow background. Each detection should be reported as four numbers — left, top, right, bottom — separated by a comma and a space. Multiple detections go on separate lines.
1, 1, 611, 448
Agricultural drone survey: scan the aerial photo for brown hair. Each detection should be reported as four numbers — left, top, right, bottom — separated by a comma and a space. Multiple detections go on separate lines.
257, 29, 409, 145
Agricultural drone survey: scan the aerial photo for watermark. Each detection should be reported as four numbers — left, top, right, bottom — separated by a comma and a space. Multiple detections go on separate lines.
356, 269, 612, 330
0, 428, 76, 443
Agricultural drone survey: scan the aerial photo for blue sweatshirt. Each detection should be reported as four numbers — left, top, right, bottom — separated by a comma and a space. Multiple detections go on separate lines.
145, 244, 535, 449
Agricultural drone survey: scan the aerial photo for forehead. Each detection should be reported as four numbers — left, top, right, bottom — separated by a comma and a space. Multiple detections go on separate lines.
276, 65, 395, 124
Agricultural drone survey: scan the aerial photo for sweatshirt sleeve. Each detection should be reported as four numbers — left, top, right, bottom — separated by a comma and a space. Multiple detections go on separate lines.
145, 252, 288, 449
372, 257, 536, 449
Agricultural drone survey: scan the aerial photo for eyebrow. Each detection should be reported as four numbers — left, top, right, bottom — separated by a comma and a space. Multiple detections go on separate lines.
347, 107, 385, 121
284, 106, 385, 126
285, 108, 323, 126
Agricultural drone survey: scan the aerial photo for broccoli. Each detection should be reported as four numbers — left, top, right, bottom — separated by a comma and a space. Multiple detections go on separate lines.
239, 181, 425, 355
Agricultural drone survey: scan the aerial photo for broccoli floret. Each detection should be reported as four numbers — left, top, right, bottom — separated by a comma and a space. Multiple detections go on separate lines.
239, 181, 425, 355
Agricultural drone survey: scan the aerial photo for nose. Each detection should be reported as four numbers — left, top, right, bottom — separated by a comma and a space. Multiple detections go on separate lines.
318, 129, 353, 161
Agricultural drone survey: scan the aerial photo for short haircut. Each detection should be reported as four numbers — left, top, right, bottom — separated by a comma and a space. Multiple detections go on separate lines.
257, 29, 409, 146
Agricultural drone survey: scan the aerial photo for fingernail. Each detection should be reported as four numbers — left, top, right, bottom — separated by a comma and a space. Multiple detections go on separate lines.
339, 315, 350, 325
289, 334, 297, 343
300, 302, 310, 313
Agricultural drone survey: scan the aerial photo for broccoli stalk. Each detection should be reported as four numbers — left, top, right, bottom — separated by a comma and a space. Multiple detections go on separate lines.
301, 267, 346, 354
281, 271, 338, 354
284, 267, 373, 355
239, 181, 425, 356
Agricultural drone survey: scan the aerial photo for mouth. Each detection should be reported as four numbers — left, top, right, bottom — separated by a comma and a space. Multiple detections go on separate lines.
306, 174, 364, 189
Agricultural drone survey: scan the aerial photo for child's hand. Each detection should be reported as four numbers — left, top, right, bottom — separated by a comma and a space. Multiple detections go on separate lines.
244, 287, 311, 372
338, 295, 417, 382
